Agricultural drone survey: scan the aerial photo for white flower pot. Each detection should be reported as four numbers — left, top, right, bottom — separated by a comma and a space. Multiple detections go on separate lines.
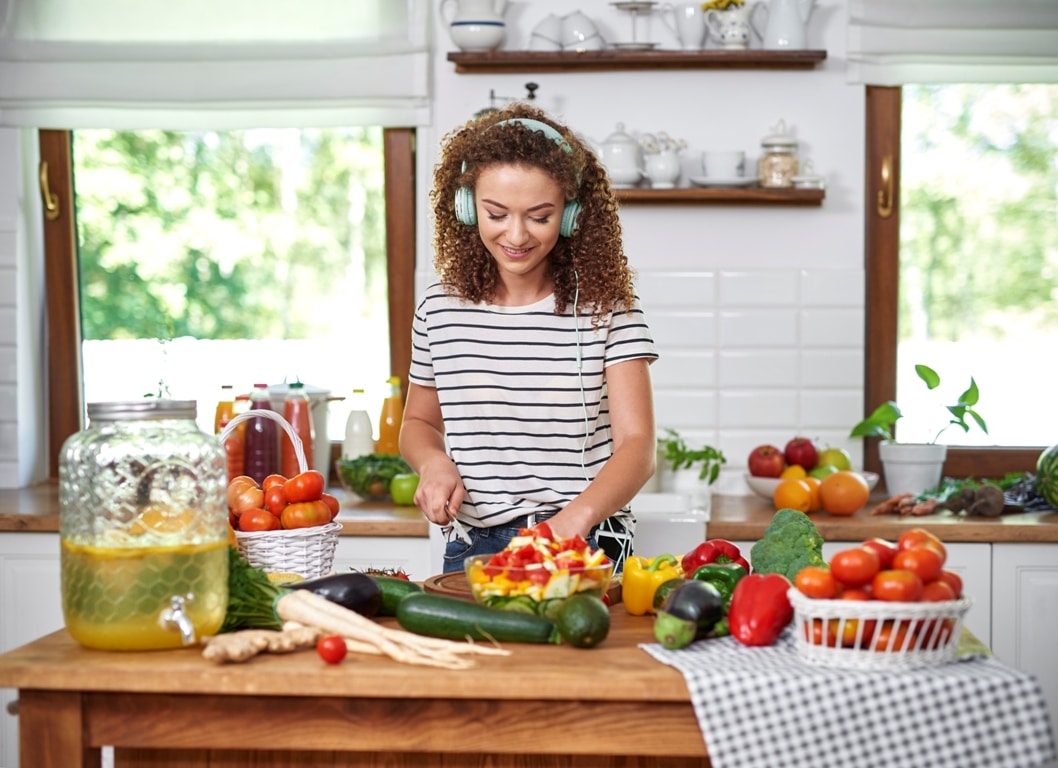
878, 442, 948, 497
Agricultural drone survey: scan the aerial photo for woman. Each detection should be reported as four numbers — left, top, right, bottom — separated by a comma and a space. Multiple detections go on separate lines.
400, 103, 658, 573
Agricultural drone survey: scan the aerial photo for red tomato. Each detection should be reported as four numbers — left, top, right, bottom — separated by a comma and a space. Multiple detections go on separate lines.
320, 492, 341, 520
897, 528, 947, 563
840, 586, 873, 601
264, 485, 287, 516
804, 618, 838, 647
238, 508, 282, 532
532, 521, 555, 541
893, 546, 944, 584
872, 620, 911, 652
284, 470, 326, 503
871, 569, 923, 602
921, 579, 957, 602
936, 569, 964, 599
281, 500, 332, 529
836, 588, 877, 647
829, 547, 881, 588
262, 474, 287, 492
861, 538, 898, 569
794, 566, 839, 599
316, 635, 347, 665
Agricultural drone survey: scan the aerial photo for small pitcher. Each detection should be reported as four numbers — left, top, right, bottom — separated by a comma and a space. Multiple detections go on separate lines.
661, 3, 707, 50
705, 4, 761, 50
752, 0, 815, 50
441, 0, 510, 52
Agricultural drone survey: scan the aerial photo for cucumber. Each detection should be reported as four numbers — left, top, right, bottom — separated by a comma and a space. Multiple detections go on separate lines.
396, 592, 560, 644
372, 575, 424, 616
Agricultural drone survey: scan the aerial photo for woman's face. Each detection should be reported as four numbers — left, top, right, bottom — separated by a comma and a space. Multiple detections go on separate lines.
474, 163, 564, 292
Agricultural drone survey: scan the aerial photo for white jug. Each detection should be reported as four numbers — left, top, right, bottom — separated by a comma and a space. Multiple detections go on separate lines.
705, 4, 760, 51
661, 3, 707, 50
752, 0, 815, 50
595, 123, 645, 189
441, 0, 510, 52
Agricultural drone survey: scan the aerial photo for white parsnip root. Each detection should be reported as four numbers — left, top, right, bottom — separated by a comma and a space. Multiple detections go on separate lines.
202, 623, 322, 663
276, 590, 510, 670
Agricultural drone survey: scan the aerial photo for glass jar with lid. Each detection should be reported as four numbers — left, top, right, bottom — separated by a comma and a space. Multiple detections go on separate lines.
59, 400, 229, 650
757, 119, 800, 189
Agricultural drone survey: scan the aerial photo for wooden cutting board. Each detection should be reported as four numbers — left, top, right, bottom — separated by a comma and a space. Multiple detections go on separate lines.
422, 571, 622, 605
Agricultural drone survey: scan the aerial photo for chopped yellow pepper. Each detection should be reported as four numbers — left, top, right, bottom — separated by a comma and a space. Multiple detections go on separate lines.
622, 554, 683, 616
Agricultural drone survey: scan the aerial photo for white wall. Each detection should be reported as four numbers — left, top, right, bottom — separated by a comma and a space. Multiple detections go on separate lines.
1, 0, 867, 492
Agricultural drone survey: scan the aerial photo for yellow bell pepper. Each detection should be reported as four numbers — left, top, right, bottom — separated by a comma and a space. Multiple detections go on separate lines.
622, 554, 683, 616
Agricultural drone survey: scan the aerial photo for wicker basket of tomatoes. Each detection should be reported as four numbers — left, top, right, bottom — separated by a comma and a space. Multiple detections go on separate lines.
221, 411, 342, 579
789, 529, 973, 670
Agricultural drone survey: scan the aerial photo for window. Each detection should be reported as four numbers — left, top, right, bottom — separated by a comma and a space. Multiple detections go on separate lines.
37, 129, 416, 478
864, 87, 1050, 478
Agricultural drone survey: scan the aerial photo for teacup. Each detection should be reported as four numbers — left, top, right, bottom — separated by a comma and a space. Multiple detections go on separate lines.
702, 150, 746, 179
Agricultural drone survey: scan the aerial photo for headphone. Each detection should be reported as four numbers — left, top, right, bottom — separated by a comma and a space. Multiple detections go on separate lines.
454, 117, 583, 238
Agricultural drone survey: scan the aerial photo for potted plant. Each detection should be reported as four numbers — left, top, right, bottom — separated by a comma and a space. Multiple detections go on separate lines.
849, 364, 987, 496
656, 428, 727, 512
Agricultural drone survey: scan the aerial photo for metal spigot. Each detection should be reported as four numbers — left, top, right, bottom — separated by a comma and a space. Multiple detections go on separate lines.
158, 593, 197, 646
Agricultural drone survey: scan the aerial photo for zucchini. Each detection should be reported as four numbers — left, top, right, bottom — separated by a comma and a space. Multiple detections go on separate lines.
653, 580, 724, 650
396, 592, 559, 644
372, 575, 424, 616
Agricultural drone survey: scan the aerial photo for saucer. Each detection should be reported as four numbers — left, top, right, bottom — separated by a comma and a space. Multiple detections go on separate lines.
690, 176, 756, 188
609, 42, 659, 50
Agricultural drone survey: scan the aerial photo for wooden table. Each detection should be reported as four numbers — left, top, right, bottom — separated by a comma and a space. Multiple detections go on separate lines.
0, 611, 710, 768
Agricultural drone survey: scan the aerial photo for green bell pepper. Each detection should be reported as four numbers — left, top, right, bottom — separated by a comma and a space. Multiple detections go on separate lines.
690, 562, 747, 609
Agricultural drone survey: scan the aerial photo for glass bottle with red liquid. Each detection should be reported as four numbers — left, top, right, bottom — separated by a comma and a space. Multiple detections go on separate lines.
243, 383, 278, 485
281, 381, 315, 477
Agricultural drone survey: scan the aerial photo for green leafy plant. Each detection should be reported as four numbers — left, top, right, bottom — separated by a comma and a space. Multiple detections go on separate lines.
659, 428, 726, 483
849, 364, 988, 444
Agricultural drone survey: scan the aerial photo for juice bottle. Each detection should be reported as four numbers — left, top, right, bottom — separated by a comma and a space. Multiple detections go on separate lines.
214, 385, 244, 481
342, 388, 375, 460
243, 383, 279, 485
376, 376, 403, 455
282, 381, 315, 477
213, 384, 236, 434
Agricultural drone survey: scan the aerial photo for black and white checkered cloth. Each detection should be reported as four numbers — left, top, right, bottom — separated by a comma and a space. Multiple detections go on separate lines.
641, 629, 1057, 768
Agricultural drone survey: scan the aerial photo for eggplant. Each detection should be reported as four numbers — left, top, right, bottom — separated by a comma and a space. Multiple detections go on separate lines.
653, 580, 723, 650
287, 572, 383, 618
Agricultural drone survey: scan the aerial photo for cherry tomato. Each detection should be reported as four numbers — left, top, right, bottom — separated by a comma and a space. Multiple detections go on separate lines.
805, 618, 838, 647
921, 579, 957, 602
829, 546, 881, 588
836, 588, 877, 647
840, 586, 873, 601
262, 474, 287, 491
284, 470, 326, 503
871, 569, 923, 602
264, 485, 287, 516
897, 528, 947, 562
861, 538, 898, 570
794, 566, 839, 599
281, 499, 332, 529
320, 492, 341, 520
316, 635, 347, 665
872, 620, 911, 652
937, 569, 964, 599
893, 546, 944, 584
238, 508, 282, 532
228, 483, 265, 515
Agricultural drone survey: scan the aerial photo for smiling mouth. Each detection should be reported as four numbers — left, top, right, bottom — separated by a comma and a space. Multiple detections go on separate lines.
502, 245, 532, 258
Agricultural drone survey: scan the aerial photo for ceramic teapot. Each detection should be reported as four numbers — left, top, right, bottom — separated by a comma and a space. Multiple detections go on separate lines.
705, 4, 761, 50
441, 0, 510, 52
595, 123, 644, 188
752, 0, 815, 50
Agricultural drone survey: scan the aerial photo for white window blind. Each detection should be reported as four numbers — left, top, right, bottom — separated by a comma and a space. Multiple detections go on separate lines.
848, 0, 1058, 85
0, 0, 431, 128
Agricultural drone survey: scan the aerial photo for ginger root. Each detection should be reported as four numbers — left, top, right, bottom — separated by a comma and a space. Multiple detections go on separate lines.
202, 623, 322, 664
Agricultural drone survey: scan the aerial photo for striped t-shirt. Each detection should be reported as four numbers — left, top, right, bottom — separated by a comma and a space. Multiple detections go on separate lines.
408, 282, 658, 528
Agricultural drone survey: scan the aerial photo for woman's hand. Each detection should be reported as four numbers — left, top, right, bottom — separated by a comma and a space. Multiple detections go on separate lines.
413, 455, 466, 526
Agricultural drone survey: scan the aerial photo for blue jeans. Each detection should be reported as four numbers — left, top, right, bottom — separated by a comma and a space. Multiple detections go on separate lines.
441, 515, 601, 574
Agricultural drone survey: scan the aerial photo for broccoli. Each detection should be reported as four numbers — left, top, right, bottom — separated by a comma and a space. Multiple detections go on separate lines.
749, 508, 827, 582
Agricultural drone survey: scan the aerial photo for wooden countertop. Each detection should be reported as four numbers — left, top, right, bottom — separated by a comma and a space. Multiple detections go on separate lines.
3, 482, 1057, 543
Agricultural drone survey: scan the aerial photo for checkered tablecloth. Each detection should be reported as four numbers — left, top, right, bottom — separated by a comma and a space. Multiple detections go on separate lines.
641, 629, 1057, 768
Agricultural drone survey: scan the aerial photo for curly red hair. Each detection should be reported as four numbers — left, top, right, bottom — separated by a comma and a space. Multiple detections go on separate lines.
429, 103, 636, 324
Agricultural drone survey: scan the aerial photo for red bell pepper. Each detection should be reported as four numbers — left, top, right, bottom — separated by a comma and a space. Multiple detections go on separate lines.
681, 539, 750, 574
727, 573, 793, 647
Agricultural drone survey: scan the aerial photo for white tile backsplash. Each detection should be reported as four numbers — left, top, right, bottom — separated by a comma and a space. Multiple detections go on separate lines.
719, 309, 800, 348
719, 270, 799, 307
718, 391, 801, 429
800, 308, 865, 347
649, 350, 715, 388
717, 349, 800, 388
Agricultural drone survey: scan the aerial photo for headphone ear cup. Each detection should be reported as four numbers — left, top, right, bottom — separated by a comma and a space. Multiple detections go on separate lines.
560, 199, 582, 238
454, 185, 477, 226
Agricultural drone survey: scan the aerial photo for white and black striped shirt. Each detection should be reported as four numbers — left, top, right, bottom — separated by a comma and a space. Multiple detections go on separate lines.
409, 283, 658, 528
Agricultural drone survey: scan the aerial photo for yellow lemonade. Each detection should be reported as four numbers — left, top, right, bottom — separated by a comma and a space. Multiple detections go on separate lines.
61, 538, 228, 651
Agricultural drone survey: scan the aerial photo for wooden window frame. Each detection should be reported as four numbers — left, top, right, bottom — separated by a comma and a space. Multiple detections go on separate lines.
864, 86, 1041, 479
38, 127, 417, 480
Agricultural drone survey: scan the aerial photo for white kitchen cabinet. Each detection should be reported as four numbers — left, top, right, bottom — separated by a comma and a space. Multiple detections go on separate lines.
0, 532, 64, 768
333, 535, 434, 582
991, 543, 1058, 744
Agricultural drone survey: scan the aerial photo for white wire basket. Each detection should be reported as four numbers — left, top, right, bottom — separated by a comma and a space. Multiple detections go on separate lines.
220, 410, 341, 579
788, 587, 973, 670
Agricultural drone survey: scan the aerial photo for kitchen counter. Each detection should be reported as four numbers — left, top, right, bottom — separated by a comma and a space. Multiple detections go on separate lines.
4, 482, 1056, 543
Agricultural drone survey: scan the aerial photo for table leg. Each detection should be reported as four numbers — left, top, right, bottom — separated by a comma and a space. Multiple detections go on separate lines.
20, 690, 102, 768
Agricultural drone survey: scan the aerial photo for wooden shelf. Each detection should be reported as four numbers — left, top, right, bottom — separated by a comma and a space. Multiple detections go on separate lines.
616, 186, 825, 206
447, 49, 828, 74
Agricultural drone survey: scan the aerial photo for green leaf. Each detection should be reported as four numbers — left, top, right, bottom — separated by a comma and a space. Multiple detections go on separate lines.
915, 364, 941, 390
